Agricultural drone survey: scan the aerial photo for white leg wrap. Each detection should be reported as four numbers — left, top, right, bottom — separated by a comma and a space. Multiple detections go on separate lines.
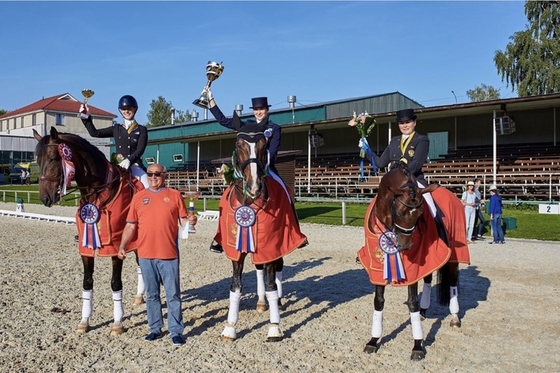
112, 290, 124, 322
410, 311, 423, 340
136, 266, 145, 296
256, 269, 265, 300
275, 271, 283, 298
227, 291, 241, 325
371, 310, 383, 338
266, 291, 280, 324
420, 283, 432, 309
449, 286, 459, 314
81, 289, 93, 319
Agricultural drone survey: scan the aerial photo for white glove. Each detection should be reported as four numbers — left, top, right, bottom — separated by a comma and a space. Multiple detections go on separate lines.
78, 104, 90, 119
358, 138, 368, 149
205, 87, 213, 101
119, 159, 131, 170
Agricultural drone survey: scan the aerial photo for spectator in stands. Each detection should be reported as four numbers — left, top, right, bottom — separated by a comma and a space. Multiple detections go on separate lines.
461, 181, 477, 243
206, 88, 304, 253
473, 178, 486, 239
79, 95, 149, 188
488, 185, 505, 244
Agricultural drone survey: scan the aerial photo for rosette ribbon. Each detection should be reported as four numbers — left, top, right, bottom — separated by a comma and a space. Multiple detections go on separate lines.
378, 230, 406, 282
58, 144, 75, 196
80, 203, 101, 249
359, 137, 377, 180
234, 205, 256, 253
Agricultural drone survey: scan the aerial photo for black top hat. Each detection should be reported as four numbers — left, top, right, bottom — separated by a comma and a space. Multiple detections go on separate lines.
250, 97, 271, 109
395, 108, 417, 122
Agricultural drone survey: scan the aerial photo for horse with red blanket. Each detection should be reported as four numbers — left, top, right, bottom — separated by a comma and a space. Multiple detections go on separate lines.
357, 162, 470, 360
214, 115, 307, 342
33, 127, 145, 335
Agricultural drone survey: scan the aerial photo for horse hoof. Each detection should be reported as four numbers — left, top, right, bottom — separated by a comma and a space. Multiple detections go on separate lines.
256, 302, 267, 313
266, 336, 283, 342
76, 323, 89, 334
110, 322, 124, 336
363, 337, 379, 354
450, 319, 461, 328
278, 299, 284, 310
363, 344, 378, 354
410, 350, 425, 361
221, 325, 236, 341
266, 324, 283, 342
133, 295, 144, 306
420, 308, 427, 320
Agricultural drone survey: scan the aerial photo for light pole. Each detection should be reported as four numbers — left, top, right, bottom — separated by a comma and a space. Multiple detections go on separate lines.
451, 91, 457, 104
171, 107, 175, 125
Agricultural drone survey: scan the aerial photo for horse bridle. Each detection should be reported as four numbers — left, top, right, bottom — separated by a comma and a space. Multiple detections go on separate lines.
232, 131, 269, 199
39, 141, 119, 202
390, 195, 424, 236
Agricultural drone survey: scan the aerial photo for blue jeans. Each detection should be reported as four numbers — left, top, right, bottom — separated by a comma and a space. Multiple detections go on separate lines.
474, 208, 485, 236
490, 213, 505, 242
139, 258, 184, 338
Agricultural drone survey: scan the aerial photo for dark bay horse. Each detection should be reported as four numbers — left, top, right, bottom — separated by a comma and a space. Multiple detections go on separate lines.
357, 163, 469, 360
33, 127, 144, 335
214, 116, 307, 342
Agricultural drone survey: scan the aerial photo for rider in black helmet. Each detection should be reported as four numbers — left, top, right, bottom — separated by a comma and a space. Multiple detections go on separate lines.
79, 94, 149, 188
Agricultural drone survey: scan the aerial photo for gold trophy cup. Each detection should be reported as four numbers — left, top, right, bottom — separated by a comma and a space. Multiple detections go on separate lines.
182, 191, 200, 233
78, 89, 95, 118
192, 61, 224, 109
81, 89, 95, 104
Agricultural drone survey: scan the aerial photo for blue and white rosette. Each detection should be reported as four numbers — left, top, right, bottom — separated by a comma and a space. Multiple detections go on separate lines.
80, 203, 101, 249
359, 137, 377, 180
234, 205, 256, 253
379, 230, 405, 282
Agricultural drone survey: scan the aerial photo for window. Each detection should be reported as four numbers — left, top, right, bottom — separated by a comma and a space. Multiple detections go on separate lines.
55, 113, 65, 126
145, 157, 155, 165
20, 117, 24, 128
32, 114, 37, 126
173, 154, 183, 162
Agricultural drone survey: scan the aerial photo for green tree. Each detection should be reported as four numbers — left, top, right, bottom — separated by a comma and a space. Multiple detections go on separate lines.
0, 109, 7, 116
466, 84, 501, 102
146, 96, 191, 127
494, 1, 560, 96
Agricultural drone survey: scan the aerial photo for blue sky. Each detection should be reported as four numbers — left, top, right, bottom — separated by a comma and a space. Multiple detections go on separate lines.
1, 1, 528, 124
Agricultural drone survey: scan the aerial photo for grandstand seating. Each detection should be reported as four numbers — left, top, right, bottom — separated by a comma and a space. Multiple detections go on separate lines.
164, 143, 560, 201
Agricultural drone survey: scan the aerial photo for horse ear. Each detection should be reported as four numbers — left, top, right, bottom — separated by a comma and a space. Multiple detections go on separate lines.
50, 126, 59, 140
233, 111, 243, 131
32, 129, 42, 142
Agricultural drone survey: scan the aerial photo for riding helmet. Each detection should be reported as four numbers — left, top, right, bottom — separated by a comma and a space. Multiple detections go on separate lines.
118, 95, 138, 109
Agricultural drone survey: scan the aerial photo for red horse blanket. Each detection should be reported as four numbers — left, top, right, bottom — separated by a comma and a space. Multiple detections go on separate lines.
76, 174, 143, 257
215, 178, 307, 265
358, 186, 470, 286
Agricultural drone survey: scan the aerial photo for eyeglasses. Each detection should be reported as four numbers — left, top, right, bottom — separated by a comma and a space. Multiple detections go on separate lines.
147, 172, 164, 177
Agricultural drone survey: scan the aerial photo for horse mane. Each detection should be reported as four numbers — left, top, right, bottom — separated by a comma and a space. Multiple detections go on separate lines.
35, 131, 106, 161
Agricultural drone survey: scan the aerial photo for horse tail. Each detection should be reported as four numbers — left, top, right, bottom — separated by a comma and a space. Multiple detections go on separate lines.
437, 262, 452, 306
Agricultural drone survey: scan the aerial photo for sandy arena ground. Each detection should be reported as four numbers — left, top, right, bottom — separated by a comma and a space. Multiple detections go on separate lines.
0, 202, 559, 372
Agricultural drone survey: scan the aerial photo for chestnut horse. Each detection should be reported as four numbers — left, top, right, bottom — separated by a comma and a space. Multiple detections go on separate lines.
214, 116, 307, 342
357, 163, 469, 360
33, 127, 144, 335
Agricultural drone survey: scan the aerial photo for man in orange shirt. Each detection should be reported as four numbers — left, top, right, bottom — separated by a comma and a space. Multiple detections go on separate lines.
119, 163, 195, 346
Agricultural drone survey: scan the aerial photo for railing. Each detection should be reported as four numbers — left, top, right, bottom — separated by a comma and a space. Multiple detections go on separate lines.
0, 190, 81, 205
294, 172, 560, 202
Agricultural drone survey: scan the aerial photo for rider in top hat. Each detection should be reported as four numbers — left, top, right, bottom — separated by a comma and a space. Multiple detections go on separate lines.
208, 94, 282, 178
206, 88, 304, 253
360, 108, 429, 185
79, 95, 149, 188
